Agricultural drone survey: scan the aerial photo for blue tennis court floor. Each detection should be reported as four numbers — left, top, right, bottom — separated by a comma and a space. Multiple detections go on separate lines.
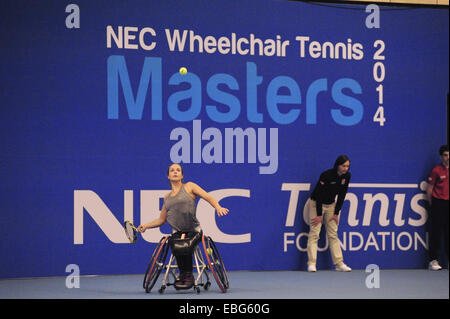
0, 269, 447, 299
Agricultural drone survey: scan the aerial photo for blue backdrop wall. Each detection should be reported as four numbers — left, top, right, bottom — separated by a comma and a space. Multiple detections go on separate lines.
0, 0, 448, 278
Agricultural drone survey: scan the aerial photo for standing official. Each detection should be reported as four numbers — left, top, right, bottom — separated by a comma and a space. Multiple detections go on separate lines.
426, 145, 449, 270
306, 155, 352, 272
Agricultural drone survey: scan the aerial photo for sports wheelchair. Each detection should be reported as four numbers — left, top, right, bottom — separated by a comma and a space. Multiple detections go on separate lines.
142, 233, 229, 294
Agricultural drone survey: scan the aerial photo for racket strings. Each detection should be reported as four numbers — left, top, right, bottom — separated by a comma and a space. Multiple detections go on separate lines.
125, 222, 137, 243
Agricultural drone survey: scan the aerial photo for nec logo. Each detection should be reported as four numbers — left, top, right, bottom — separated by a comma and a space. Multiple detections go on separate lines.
73, 189, 251, 244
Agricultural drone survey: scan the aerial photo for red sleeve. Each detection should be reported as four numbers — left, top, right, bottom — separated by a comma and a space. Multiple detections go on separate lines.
428, 167, 438, 185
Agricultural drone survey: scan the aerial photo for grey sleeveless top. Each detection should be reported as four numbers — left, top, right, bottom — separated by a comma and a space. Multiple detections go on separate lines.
164, 184, 201, 233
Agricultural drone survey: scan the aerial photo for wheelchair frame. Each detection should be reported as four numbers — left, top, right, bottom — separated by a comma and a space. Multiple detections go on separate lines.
143, 234, 229, 294
159, 245, 211, 294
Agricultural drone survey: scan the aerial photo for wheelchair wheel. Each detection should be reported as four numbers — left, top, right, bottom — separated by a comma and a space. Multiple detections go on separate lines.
202, 235, 229, 293
143, 235, 170, 293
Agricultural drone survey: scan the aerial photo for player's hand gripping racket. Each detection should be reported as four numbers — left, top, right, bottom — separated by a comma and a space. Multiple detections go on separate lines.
124, 220, 139, 243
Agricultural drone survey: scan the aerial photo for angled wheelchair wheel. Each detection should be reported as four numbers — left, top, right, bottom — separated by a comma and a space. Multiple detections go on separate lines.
202, 235, 229, 293
143, 235, 170, 293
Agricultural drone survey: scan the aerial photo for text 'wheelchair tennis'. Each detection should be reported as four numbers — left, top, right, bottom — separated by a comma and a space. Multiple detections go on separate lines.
142, 234, 229, 294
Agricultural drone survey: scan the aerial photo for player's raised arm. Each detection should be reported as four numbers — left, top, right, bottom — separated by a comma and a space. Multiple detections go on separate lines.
187, 182, 229, 217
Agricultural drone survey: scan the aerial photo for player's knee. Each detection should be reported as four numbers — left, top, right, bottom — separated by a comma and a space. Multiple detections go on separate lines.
169, 231, 202, 256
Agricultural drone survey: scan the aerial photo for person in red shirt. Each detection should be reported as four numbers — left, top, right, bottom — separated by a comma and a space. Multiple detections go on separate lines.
426, 145, 449, 270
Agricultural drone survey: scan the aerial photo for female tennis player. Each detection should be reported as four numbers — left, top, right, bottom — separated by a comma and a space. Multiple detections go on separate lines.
137, 163, 229, 289
306, 155, 352, 272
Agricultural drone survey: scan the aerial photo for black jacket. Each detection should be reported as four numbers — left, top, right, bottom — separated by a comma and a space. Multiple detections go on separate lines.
310, 168, 351, 216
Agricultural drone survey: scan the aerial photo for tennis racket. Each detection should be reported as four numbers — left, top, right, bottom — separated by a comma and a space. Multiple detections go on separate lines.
124, 220, 139, 243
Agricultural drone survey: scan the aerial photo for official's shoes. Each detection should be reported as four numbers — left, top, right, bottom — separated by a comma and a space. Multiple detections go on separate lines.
335, 263, 352, 272
307, 264, 317, 272
429, 260, 442, 271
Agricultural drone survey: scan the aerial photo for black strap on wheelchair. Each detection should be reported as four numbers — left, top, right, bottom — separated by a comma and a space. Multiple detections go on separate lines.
168, 231, 202, 256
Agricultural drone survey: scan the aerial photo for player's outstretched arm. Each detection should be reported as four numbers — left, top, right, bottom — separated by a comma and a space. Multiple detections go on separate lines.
187, 182, 229, 217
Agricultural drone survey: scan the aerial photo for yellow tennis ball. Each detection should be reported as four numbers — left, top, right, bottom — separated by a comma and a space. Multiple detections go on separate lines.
206, 248, 213, 255
179, 67, 187, 75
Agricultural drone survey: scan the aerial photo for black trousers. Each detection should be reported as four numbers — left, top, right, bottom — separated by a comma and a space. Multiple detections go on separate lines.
170, 231, 201, 273
176, 254, 193, 273
429, 197, 449, 261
